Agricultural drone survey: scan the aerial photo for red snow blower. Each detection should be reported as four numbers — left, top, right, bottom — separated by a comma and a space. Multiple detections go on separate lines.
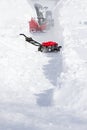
29, 18, 46, 32
20, 34, 62, 52
29, 3, 54, 32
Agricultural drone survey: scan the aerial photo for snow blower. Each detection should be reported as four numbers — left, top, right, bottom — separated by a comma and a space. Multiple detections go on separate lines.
29, 3, 54, 32
20, 34, 62, 52
34, 3, 54, 28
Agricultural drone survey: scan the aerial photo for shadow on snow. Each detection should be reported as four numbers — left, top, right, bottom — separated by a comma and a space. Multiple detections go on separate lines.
35, 88, 54, 107
43, 52, 62, 86
35, 52, 62, 107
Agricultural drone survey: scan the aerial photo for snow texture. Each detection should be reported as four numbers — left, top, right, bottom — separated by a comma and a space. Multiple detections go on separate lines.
0, 0, 87, 130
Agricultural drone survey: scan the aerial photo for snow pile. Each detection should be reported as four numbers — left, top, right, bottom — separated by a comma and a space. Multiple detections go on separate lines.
54, 0, 87, 117
0, 0, 36, 35
0, 0, 56, 101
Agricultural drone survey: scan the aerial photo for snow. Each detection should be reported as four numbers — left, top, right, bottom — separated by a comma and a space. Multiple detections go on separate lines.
54, 0, 87, 114
0, 0, 87, 130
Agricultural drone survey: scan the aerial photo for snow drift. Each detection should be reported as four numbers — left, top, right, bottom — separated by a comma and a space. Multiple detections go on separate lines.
54, 0, 87, 117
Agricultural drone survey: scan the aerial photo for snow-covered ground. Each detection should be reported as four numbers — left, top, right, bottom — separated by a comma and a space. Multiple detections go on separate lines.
54, 0, 87, 114
0, 0, 87, 130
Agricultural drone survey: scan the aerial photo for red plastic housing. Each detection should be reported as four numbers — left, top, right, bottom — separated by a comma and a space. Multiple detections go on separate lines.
42, 41, 58, 47
29, 18, 46, 32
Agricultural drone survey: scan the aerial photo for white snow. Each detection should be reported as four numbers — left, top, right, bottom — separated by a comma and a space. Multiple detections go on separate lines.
0, 0, 87, 130
54, 0, 87, 113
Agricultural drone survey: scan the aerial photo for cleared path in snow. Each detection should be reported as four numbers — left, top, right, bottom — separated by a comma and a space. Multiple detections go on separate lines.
0, 0, 87, 130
